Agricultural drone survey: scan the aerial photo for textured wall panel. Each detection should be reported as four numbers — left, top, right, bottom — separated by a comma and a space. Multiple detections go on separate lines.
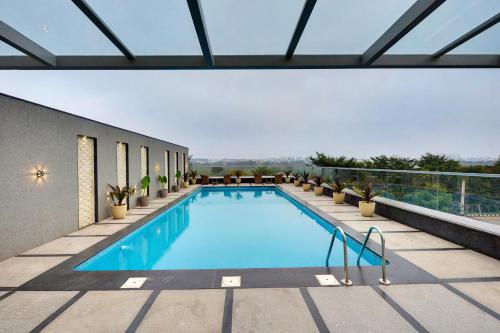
117, 142, 127, 188
78, 136, 95, 228
141, 146, 148, 178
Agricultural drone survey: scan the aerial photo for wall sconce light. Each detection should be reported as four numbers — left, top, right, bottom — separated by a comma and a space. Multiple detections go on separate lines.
36, 169, 46, 178
154, 163, 161, 174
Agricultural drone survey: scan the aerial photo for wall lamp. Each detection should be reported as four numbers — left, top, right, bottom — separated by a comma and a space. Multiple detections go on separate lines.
36, 169, 46, 178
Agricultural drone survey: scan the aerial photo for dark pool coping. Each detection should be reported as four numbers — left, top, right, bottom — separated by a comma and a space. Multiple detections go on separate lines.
18, 185, 438, 291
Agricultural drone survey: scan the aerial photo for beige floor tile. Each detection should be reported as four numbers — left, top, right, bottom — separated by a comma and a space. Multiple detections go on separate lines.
22, 236, 105, 255
137, 290, 225, 333
371, 232, 462, 250
100, 214, 143, 224
398, 250, 500, 279
309, 287, 416, 332
317, 205, 359, 213
449, 282, 500, 314
381, 284, 500, 332
68, 223, 127, 236
0, 256, 70, 287
232, 288, 318, 333
0, 291, 78, 333
44, 290, 151, 333
328, 212, 389, 221
341, 220, 418, 233
128, 208, 157, 215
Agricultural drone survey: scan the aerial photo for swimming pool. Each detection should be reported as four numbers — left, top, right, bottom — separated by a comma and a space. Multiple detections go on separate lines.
76, 187, 382, 271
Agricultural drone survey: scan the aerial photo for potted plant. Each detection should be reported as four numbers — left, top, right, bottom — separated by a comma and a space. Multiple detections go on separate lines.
282, 168, 293, 183
138, 175, 150, 207
190, 170, 198, 184
157, 175, 168, 198
292, 171, 301, 187
252, 170, 262, 184
300, 171, 311, 191
352, 183, 381, 217
107, 184, 135, 219
182, 172, 190, 188
331, 178, 347, 204
234, 169, 243, 184
312, 175, 324, 196
172, 171, 181, 192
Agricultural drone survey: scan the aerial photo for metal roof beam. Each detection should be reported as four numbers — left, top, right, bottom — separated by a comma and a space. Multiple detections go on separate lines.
0, 20, 56, 66
362, 0, 445, 65
286, 0, 317, 59
186, 0, 214, 67
434, 12, 500, 57
71, 0, 134, 60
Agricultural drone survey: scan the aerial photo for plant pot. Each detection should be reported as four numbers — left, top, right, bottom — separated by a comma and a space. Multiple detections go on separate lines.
111, 204, 127, 219
235, 178, 241, 184
183, 181, 189, 188
359, 201, 376, 217
172, 184, 179, 192
159, 189, 168, 198
191, 178, 197, 185
138, 196, 149, 207
293, 180, 301, 187
314, 186, 323, 196
302, 183, 311, 191
285, 177, 291, 183
333, 192, 345, 204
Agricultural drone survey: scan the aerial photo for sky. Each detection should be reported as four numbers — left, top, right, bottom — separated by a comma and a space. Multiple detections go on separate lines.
0, 69, 499, 160
0, 0, 499, 159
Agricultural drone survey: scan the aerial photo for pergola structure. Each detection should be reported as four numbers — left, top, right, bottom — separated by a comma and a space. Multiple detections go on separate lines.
0, 0, 499, 69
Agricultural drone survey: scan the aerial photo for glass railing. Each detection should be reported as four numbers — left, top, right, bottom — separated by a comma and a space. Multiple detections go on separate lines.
310, 166, 500, 224
191, 163, 500, 225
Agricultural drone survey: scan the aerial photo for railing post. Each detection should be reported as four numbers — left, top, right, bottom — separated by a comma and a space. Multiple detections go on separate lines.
460, 177, 466, 215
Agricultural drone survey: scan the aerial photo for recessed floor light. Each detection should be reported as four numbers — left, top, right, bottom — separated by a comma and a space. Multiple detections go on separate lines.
221, 276, 241, 288
121, 277, 147, 289
315, 274, 340, 286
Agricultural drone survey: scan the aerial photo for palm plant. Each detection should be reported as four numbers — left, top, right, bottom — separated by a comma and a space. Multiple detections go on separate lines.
189, 170, 198, 179
234, 169, 243, 178
312, 175, 324, 186
282, 168, 293, 177
299, 170, 310, 183
175, 170, 182, 184
107, 184, 135, 206
352, 183, 381, 203
331, 177, 347, 193
183, 172, 189, 182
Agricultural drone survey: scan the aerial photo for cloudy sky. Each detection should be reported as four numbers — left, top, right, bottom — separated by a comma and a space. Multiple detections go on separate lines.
0, 69, 499, 159
0, 0, 499, 159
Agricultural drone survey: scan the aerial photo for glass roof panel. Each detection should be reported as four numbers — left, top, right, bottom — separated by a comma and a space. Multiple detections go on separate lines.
0, 0, 120, 55
201, 0, 304, 55
296, 0, 416, 54
86, 0, 201, 55
388, 0, 500, 54
0, 41, 23, 55
450, 22, 500, 54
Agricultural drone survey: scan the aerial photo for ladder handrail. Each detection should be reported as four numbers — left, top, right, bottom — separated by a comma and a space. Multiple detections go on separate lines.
356, 226, 391, 285
325, 226, 352, 286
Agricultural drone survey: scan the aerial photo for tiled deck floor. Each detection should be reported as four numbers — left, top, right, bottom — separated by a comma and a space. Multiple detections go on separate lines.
1, 183, 499, 332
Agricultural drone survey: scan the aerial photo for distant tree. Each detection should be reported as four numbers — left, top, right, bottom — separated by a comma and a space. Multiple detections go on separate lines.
417, 153, 461, 171
309, 152, 360, 168
366, 155, 417, 170
252, 166, 277, 176
211, 166, 224, 176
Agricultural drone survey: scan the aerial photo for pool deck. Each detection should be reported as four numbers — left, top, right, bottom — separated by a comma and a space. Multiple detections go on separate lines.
0, 183, 499, 332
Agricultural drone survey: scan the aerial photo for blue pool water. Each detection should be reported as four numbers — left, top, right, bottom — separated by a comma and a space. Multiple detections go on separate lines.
76, 187, 382, 271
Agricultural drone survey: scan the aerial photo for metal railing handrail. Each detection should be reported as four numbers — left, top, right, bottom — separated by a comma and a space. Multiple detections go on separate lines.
313, 166, 500, 178
325, 226, 353, 286
356, 226, 391, 285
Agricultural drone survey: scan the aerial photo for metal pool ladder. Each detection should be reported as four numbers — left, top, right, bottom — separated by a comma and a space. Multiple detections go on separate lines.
357, 226, 391, 285
325, 226, 353, 286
